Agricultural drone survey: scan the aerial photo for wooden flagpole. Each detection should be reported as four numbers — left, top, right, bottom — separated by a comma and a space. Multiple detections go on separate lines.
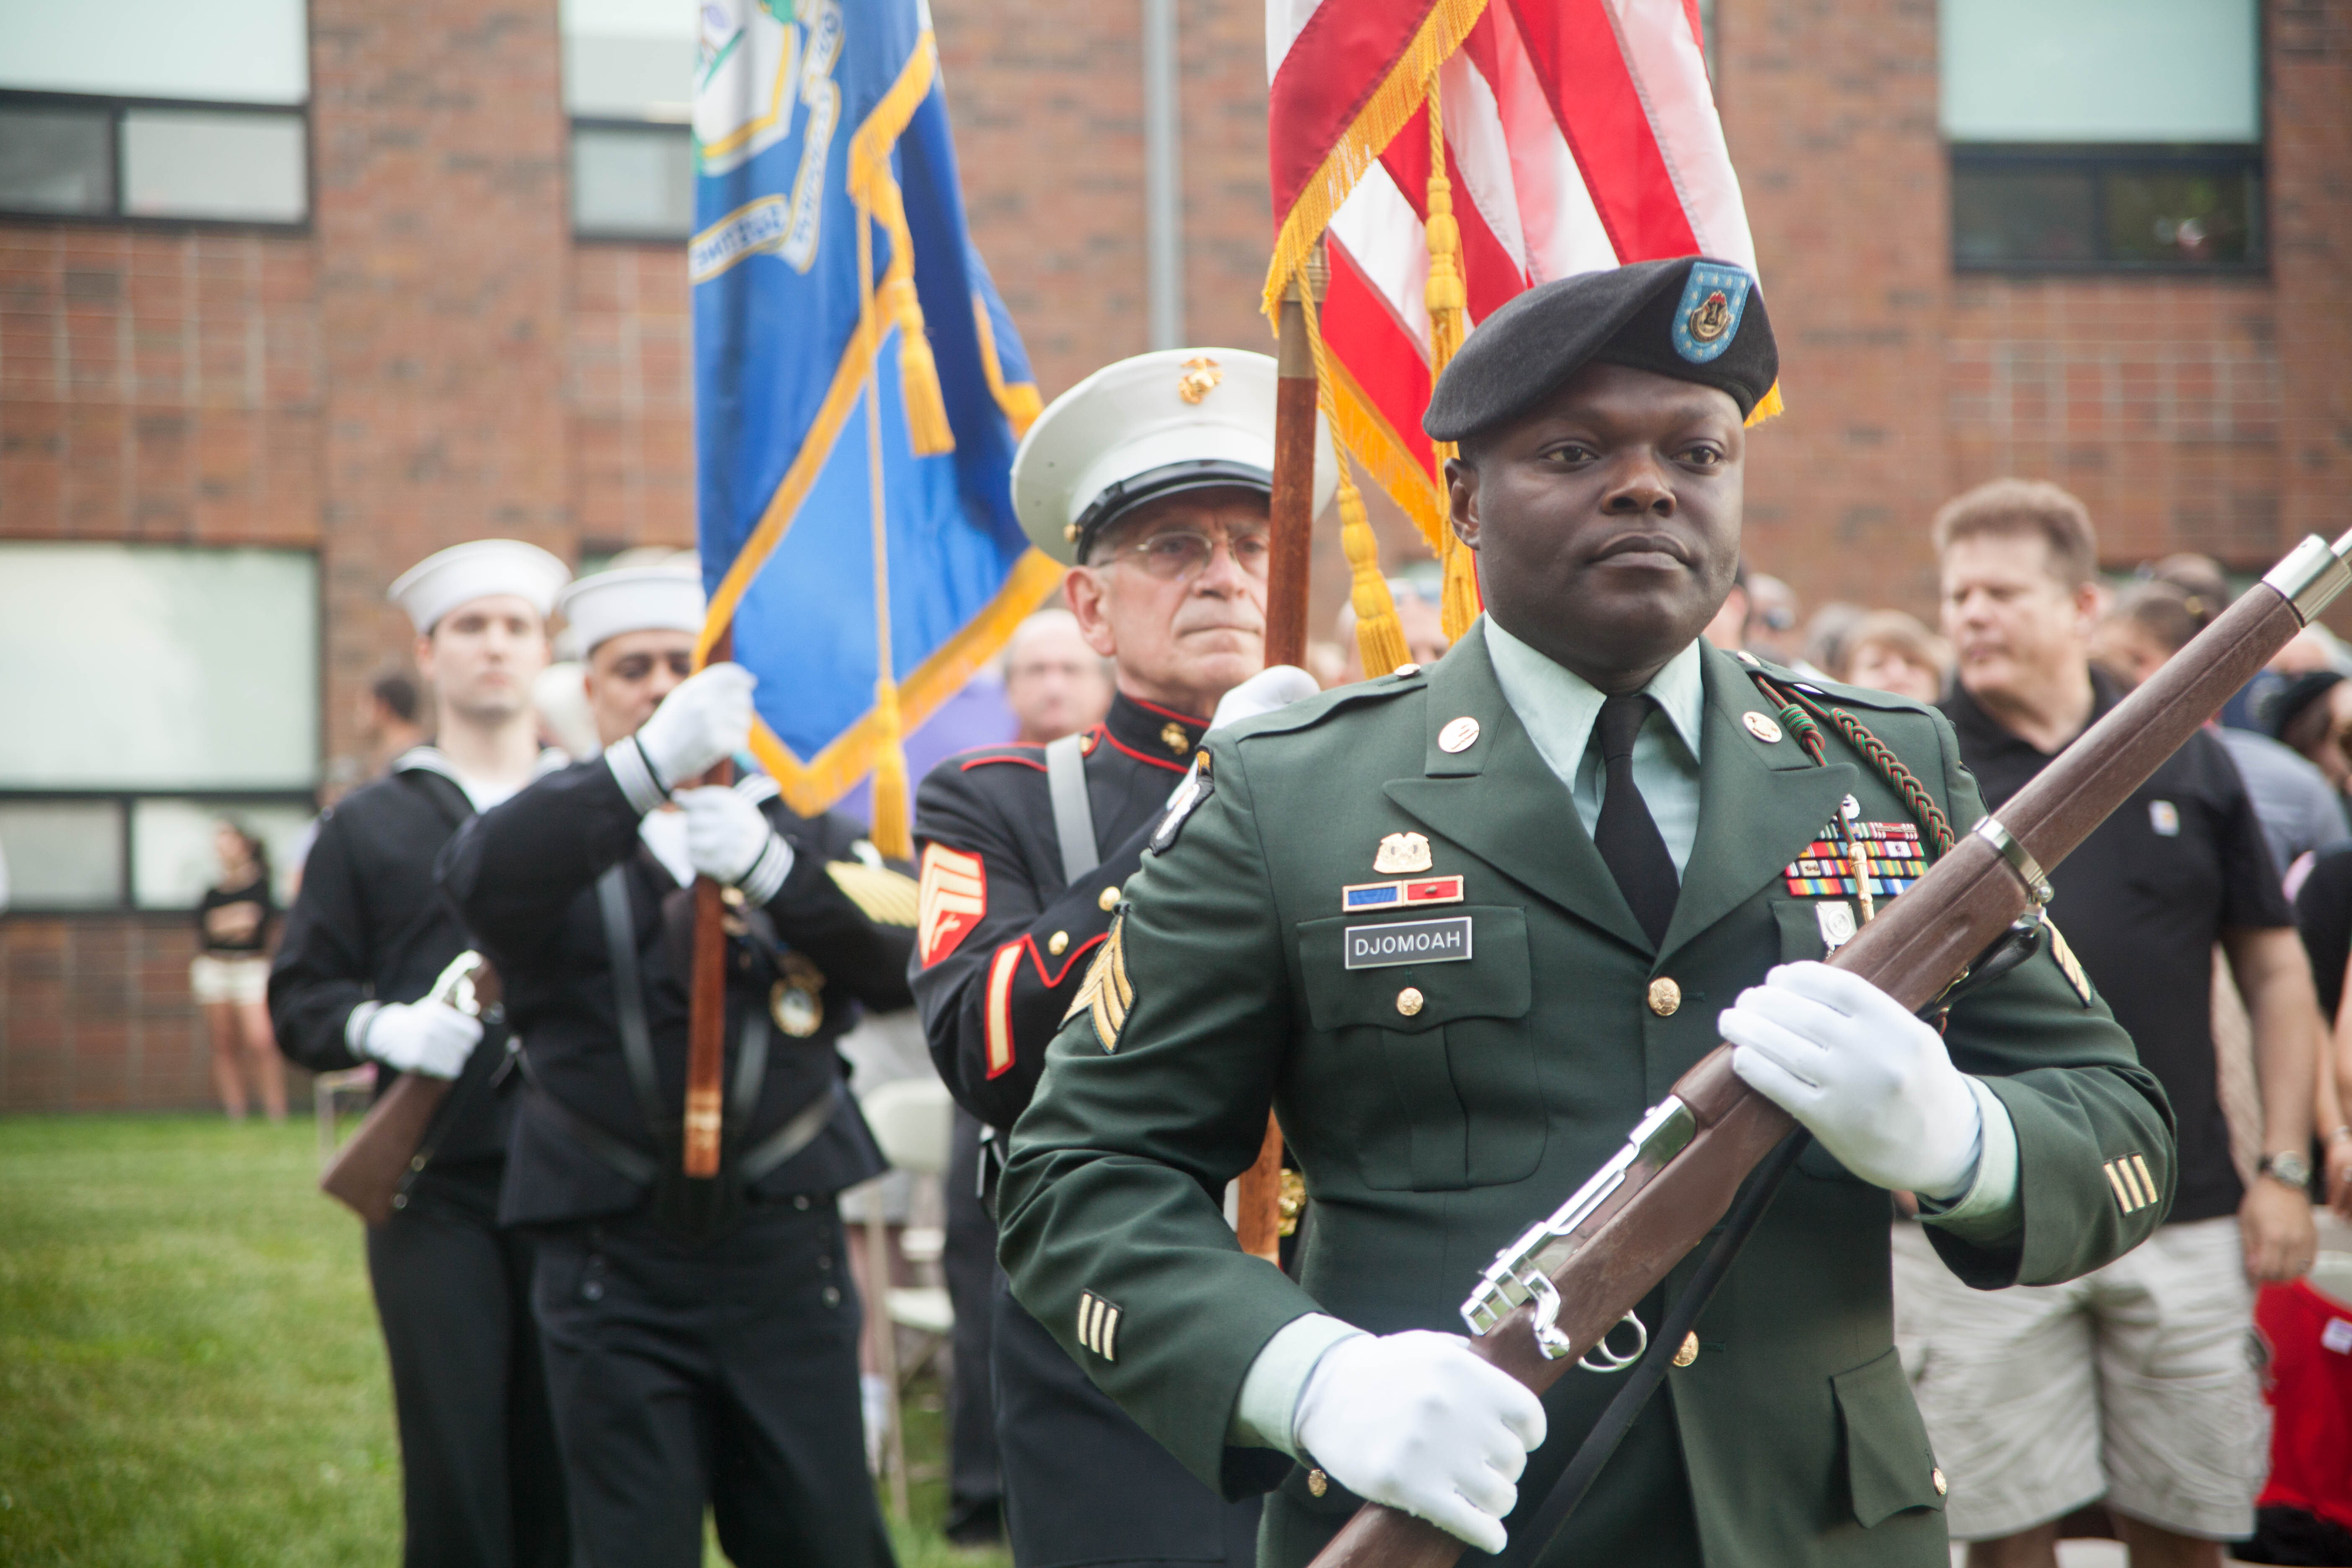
1235, 247, 1326, 1263
683, 629, 734, 1180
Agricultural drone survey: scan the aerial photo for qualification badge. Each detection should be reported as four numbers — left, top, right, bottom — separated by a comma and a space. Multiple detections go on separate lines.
1373, 831, 1434, 874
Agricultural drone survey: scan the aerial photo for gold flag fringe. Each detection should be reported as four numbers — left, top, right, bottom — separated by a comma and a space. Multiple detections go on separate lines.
1261, 0, 1491, 324
1294, 264, 1408, 677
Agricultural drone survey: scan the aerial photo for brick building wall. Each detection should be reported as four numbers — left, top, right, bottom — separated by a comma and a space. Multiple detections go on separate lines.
4, 0, 2348, 1111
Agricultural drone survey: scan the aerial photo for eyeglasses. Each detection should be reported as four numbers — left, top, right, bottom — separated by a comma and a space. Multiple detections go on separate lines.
1104, 526, 1273, 583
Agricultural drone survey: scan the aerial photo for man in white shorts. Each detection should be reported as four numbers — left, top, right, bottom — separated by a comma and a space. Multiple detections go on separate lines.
1902, 479, 2322, 1566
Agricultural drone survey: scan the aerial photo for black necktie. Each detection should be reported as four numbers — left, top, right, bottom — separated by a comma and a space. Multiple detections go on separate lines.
1593, 693, 1680, 947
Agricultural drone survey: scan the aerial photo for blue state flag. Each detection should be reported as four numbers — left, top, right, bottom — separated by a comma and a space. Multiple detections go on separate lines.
691, 0, 1057, 846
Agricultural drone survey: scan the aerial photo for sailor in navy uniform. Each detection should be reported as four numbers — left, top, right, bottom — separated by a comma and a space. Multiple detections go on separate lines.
439, 562, 919, 1568
272, 539, 575, 1568
909, 349, 1329, 1568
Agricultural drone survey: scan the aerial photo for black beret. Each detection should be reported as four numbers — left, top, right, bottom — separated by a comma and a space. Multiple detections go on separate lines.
1424, 256, 1779, 442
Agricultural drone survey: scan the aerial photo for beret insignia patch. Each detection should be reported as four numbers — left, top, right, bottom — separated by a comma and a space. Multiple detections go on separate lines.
1673, 262, 1752, 365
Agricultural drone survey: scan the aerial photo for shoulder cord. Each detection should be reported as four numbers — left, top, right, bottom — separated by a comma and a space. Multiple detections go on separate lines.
1743, 666, 1956, 856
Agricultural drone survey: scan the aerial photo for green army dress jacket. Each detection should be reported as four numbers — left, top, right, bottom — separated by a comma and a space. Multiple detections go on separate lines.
998, 623, 2174, 1568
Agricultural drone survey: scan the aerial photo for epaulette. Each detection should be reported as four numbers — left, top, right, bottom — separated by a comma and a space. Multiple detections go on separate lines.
1731, 650, 1937, 719
1225, 663, 1431, 743
827, 859, 919, 926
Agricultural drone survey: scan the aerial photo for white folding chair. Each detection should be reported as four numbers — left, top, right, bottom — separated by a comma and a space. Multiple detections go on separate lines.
858, 1076, 957, 1518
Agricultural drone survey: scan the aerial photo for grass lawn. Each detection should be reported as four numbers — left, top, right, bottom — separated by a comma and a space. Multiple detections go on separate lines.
0, 1114, 1005, 1568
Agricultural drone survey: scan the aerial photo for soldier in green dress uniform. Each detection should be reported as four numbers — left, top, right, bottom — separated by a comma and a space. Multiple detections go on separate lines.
995, 258, 2177, 1568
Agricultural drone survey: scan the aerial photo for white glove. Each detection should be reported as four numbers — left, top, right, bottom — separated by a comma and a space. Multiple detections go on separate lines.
1292, 1330, 1547, 1555
362, 1000, 482, 1080
677, 786, 794, 903
634, 663, 756, 789
1720, 961, 1984, 1199
1208, 665, 1320, 733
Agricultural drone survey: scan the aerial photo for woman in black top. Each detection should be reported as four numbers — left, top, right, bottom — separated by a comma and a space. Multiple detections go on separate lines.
192, 820, 286, 1122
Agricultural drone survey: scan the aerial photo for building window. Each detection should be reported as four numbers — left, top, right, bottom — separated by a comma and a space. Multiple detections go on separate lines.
0, 544, 318, 915
565, 0, 696, 241
0, 0, 309, 227
1940, 0, 2262, 273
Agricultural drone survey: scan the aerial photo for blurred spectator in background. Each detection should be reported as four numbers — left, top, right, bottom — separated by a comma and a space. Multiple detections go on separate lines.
1743, 571, 1807, 667
1901, 477, 2316, 1567
359, 673, 427, 775
2266, 673, 2352, 800
1003, 608, 1113, 743
2225, 624, 2352, 736
2148, 552, 2231, 631
2099, 585, 2351, 890
1336, 572, 1450, 683
1836, 609, 1950, 704
1803, 600, 1868, 677
193, 820, 285, 1123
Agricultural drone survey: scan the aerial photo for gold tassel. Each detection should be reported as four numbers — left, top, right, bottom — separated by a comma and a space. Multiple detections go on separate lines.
1294, 267, 1408, 677
1746, 379, 1785, 427
869, 677, 914, 860
1422, 69, 1468, 374
881, 274, 955, 456
1438, 526, 1480, 642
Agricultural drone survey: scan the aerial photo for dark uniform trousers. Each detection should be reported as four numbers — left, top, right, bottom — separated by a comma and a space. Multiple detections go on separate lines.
910, 692, 1261, 1568
269, 753, 572, 1568
532, 1199, 883, 1568
944, 1106, 1005, 1521
366, 1161, 571, 1568
442, 756, 915, 1568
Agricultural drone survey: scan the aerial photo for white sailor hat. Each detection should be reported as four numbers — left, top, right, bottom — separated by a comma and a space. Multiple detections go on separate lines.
387, 539, 572, 634
557, 562, 706, 655
1011, 349, 1337, 567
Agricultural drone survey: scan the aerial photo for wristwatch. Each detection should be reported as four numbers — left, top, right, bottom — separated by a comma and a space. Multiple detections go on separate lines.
2258, 1150, 2313, 1190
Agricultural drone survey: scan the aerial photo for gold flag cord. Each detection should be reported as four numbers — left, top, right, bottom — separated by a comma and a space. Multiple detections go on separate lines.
1421, 66, 1480, 642
1292, 258, 1408, 678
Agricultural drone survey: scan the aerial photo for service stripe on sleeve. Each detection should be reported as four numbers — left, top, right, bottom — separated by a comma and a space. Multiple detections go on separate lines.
983, 943, 1023, 1079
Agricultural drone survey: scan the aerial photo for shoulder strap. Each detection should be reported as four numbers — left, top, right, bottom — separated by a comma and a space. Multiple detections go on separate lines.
739, 1078, 846, 1183
1044, 732, 1101, 882
594, 866, 669, 1139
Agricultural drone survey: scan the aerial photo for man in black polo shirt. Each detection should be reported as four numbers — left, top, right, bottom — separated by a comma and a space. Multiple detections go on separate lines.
1896, 478, 2318, 1568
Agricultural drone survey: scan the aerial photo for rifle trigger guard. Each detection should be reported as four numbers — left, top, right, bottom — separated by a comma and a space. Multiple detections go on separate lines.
1576, 1309, 1647, 1373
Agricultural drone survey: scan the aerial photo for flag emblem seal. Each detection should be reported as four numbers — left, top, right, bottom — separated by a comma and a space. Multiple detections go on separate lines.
1673, 263, 1753, 365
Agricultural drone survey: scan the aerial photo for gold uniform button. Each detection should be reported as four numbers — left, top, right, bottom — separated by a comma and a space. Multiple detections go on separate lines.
1098, 885, 1120, 912
1672, 1332, 1700, 1368
1307, 1467, 1329, 1498
1396, 986, 1425, 1017
1048, 931, 1069, 956
1932, 1466, 1948, 1497
1648, 977, 1682, 1017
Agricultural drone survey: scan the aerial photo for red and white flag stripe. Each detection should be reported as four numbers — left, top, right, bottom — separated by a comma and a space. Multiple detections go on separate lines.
1267, 0, 1767, 550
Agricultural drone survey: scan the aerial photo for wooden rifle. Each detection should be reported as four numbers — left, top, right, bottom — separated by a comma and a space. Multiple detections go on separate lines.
1304, 529, 2352, 1568
319, 949, 499, 1226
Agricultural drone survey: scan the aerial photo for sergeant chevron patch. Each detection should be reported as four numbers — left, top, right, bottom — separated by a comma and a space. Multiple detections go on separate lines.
917, 844, 986, 966
2048, 921, 2094, 1006
1064, 908, 1132, 1051
1077, 1291, 1122, 1360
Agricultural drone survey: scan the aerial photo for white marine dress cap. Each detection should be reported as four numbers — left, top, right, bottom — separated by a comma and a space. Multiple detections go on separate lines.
557, 562, 708, 655
388, 539, 572, 634
1011, 348, 1338, 567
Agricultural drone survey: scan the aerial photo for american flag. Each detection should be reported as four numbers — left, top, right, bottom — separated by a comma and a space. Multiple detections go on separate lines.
1265, 0, 1774, 631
